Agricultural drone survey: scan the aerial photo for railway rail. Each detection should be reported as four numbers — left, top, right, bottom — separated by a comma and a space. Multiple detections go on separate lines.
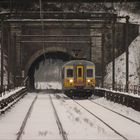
58, 93, 127, 140
16, 95, 38, 140
56, 93, 140, 140
89, 98, 140, 125
49, 94, 68, 140
16, 93, 67, 140
0, 91, 140, 140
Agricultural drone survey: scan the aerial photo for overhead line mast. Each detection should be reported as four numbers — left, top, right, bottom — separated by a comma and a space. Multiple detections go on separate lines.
39, 0, 46, 61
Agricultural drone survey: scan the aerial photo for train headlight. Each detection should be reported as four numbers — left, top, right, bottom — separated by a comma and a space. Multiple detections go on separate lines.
69, 79, 73, 83
87, 79, 90, 83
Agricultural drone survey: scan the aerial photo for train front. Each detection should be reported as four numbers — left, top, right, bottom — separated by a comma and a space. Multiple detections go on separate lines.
62, 60, 95, 97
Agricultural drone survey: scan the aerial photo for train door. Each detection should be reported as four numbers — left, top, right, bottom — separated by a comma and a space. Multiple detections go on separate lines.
76, 65, 84, 85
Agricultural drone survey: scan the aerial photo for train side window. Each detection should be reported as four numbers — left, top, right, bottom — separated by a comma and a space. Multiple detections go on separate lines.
66, 69, 73, 77
87, 69, 93, 77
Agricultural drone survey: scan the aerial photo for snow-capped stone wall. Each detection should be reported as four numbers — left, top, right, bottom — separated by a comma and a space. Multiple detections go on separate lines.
104, 35, 140, 86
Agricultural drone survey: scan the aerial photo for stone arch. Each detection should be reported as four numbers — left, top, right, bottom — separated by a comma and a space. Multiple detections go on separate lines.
25, 47, 74, 76
25, 47, 74, 89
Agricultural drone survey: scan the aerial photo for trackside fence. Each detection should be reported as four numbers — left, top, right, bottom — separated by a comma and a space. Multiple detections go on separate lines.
95, 84, 140, 112
103, 84, 140, 96
0, 87, 27, 114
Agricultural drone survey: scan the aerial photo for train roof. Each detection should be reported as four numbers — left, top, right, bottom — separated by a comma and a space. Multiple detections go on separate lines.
62, 60, 95, 67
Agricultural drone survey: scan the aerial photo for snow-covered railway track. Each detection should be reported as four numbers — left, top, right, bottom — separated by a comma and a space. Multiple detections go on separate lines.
1, 92, 140, 140
89, 99, 140, 125
58, 94, 127, 140
74, 99, 140, 140
19, 93, 65, 140
73, 99, 128, 140
16, 95, 38, 140
18, 93, 68, 140
57, 93, 140, 140
53, 93, 123, 139
0, 93, 37, 140
49, 94, 68, 140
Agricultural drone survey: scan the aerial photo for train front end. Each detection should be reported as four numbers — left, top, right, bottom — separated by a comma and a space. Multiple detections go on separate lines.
62, 60, 95, 97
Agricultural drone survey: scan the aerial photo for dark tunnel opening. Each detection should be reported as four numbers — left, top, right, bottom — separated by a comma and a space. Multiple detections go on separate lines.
28, 51, 73, 90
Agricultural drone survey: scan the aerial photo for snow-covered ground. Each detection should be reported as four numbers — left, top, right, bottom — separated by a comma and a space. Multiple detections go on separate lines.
22, 94, 62, 140
0, 92, 140, 139
93, 96, 140, 124
52, 94, 122, 140
0, 93, 36, 140
76, 97, 140, 139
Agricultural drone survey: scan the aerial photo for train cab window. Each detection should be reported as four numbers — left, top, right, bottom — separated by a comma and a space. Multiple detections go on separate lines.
87, 69, 93, 77
66, 69, 73, 77
78, 68, 82, 77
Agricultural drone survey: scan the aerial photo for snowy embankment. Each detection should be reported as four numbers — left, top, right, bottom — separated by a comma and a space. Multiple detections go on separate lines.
104, 35, 140, 86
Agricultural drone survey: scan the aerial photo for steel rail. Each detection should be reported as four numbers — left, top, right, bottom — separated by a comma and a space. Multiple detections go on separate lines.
89, 99, 140, 125
49, 94, 68, 140
58, 93, 128, 140
72, 99, 128, 140
16, 95, 38, 140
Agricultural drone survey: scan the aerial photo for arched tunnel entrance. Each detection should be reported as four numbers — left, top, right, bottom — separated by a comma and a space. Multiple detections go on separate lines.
28, 51, 73, 90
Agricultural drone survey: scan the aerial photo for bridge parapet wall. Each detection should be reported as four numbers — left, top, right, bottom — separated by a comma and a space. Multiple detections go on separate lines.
95, 87, 140, 112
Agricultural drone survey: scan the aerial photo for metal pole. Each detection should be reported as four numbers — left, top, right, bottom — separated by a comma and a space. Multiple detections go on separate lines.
112, 19, 116, 90
13, 34, 16, 88
7, 26, 11, 89
39, 0, 46, 60
10, 0, 12, 15
1, 19, 4, 93
101, 33, 105, 88
125, 16, 129, 92
90, 36, 92, 61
